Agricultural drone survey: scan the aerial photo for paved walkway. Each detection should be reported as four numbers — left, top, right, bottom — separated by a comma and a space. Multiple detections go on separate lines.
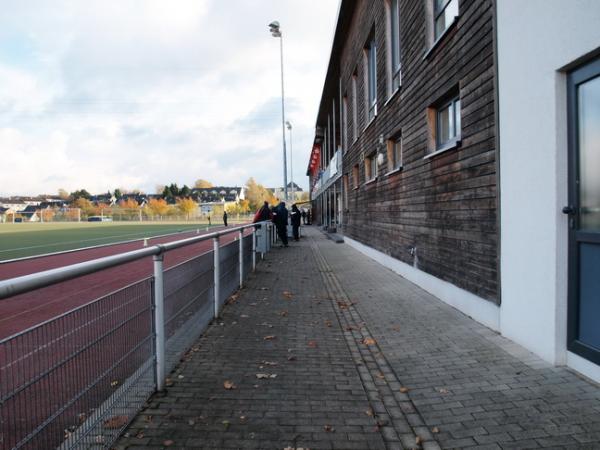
115, 227, 600, 450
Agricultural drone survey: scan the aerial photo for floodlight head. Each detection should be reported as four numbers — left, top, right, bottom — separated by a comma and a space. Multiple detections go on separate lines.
286, 121, 292, 130
269, 20, 281, 37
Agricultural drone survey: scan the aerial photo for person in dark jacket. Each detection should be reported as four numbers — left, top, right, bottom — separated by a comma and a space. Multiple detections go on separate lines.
290, 204, 301, 241
272, 201, 288, 247
223, 211, 228, 226
301, 209, 307, 225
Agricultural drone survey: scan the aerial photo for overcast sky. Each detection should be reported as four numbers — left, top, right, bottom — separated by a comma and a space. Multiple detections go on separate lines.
0, 0, 339, 196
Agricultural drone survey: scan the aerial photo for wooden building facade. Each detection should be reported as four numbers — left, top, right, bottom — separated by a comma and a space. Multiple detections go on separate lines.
308, 0, 499, 306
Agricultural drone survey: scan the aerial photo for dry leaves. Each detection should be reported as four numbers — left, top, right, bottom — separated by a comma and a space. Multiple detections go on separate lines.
362, 337, 377, 346
432, 426, 440, 434
103, 415, 128, 429
282, 291, 293, 299
163, 440, 174, 447
263, 335, 276, 341
110, 380, 119, 387
279, 310, 288, 317
165, 378, 174, 387
260, 360, 278, 366
399, 386, 409, 393
323, 424, 335, 432
307, 340, 318, 348
324, 320, 332, 327
223, 380, 236, 390
376, 372, 385, 380
135, 431, 145, 439
365, 408, 374, 416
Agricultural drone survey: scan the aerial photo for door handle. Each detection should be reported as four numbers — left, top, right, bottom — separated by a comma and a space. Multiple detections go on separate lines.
562, 206, 576, 215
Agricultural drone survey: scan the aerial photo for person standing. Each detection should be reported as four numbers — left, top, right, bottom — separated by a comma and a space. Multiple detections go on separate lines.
253, 201, 272, 223
301, 209, 307, 225
290, 204, 301, 241
223, 210, 228, 227
272, 201, 288, 247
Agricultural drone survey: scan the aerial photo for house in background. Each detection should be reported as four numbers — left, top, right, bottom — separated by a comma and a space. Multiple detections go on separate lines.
308, 0, 600, 382
191, 187, 246, 218
269, 182, 304, 202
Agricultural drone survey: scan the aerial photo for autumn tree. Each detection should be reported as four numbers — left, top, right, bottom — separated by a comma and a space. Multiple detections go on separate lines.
177, 197, 198, 220
58, 188, 69, 200
245, 178, 277, 211
146, 198, 170, 218
72, 197, 95, 218
194, 179, 213, 188
40, 208, 55, 222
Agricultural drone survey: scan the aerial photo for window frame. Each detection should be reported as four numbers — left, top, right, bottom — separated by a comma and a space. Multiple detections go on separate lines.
364, 35, 378, 124
364, 152, 378, 183
352, 164, 360, 189
434, 0, 458, 41
435, 96, 461, 149
387, 135, 403, 173
389, 0, 401, 93
352, 74, 359, 142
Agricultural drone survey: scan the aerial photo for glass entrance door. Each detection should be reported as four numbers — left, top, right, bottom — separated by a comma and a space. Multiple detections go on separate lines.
566, 57, 600, 364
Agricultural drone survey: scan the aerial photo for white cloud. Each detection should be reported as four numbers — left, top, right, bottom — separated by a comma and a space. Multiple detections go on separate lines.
0, 0, 339, 196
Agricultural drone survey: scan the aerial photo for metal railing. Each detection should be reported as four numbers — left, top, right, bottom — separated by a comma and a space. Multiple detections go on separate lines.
0, 221, 276, 450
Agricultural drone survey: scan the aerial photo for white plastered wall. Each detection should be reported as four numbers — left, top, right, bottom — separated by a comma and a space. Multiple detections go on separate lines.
497, 0, 600, 375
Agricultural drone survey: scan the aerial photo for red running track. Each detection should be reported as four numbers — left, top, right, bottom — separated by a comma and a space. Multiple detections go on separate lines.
0, 226, 250, 340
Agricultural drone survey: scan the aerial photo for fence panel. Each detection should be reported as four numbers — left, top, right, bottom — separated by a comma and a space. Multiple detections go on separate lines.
163, 252, 214, 375
0, 278, 153, 450
218, 240, 240, 306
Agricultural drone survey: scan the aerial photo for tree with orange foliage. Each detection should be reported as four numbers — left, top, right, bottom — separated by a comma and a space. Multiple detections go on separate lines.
146, 198, 170, 218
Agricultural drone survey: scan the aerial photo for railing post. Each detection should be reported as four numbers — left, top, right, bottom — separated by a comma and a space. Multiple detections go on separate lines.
152, 253, 165, 391
213, 236, 220, 318
252, 226, 257, 270
239, 229, 244, 288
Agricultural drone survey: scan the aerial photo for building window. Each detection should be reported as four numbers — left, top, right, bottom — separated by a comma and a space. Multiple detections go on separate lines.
352, 164, 359, 189
342, 95, 349, 152
343, 174, 349, 210
387, 135, 402, 171
365, 152, 377, 182
352, 74, 358, 141
427, 93, 461, 155
434, 0, 458, 41
364, 35, 377, 123
387, 0, 401, 93
437, 96, 460, 148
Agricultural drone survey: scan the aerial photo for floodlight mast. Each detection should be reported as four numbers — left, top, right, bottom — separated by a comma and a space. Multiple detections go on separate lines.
268, 20, 288, 203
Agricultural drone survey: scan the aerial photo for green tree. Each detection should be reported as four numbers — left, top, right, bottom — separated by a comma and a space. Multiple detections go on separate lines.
70, 189, 91, 200
180, 184, 191, 197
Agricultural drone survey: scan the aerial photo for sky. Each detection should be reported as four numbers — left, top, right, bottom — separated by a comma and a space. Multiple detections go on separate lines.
0, 0, 340, 197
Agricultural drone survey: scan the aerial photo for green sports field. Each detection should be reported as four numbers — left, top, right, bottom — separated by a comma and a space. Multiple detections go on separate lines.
0, 222, 220, 261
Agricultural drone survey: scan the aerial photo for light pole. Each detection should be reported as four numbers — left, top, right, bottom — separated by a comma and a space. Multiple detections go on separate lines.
286, 120, 294, 203
269, 20, 288, 203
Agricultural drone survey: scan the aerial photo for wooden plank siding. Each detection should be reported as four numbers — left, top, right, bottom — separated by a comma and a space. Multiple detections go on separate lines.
314, 0, 499, 303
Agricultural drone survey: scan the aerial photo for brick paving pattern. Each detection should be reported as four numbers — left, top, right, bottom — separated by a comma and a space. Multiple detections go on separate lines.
116, 227, 600, 449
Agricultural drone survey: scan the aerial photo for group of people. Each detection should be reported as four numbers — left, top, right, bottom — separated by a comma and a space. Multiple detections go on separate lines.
253, 201, 311, 247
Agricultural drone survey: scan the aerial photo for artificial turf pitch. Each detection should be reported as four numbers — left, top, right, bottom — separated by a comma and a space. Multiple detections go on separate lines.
0, 222, 218, 261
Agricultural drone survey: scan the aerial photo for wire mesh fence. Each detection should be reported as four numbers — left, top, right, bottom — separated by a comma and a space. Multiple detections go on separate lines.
0, 223, 271, 450
0, 278, 153, 450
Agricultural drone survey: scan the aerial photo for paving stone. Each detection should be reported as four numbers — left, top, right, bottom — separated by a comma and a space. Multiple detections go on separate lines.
114, 228, 600, 449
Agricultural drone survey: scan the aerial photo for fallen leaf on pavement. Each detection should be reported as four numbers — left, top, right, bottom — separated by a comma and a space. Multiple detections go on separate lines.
344, 325, 355, 331
376, 372, 385, 379
323, 424, 335, 432
135, 431, 145, 439
103, 415, 128, 429
324, 320, 332, 327
223, 380, 236, 390
432, 426, 440, 433
307, 340, 318, 348
282, 291, 293, 299
241, 314, 250, 318
261, 360, 278, 366
416, 436, 422, 445
279, 310, 288, 317
222, 420, 230, 430
365, 408, 374, 416
438, 388, 449, 394
362, 337, 376, 346
287, 355, 297, 361
110, 380, 119, 387
263, 335, 276, 340
165, 378, 174, 387
399, 386, 409, 393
